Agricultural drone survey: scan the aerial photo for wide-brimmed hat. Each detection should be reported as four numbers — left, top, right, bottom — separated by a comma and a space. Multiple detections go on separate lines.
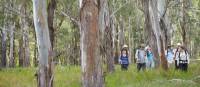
177, 43, 181, 46
122, 44, 128, 48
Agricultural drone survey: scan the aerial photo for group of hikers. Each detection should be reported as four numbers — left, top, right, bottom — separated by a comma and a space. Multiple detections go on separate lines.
119, 43, 190, 72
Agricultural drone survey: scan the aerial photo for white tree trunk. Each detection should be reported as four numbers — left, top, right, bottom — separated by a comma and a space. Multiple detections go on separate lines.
7, 0, 15, 68
32, 0, 53, 87
9, 23, 15, 67
142, 0, 169, 70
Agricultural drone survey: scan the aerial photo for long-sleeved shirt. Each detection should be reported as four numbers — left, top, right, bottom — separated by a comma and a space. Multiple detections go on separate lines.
135, 49, 146, 63
120, 55, 129, 64
147, 50, 154, 61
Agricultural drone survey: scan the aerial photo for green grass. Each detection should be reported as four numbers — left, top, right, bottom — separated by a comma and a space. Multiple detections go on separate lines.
106, 64, 200, 87
0, 63, 200, 87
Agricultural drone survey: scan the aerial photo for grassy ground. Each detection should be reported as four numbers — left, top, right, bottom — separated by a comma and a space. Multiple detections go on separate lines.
0, 62, 200, 87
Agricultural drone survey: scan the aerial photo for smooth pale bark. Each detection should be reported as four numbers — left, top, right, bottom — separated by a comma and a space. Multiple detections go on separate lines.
180, 0, 189, 50
112, 16, 119, 64
157, 0, 173, 46
161, 15, 173, 46
99, 0, 114, 73
119, 16, 125, 49
8, 0, 15, 67
142, 0, 168, 70
80, 0, 104, 87
9, 23, 15, 67
111, 2, 116, 62
157, 0, 173, 69
111, 0, 119, 64
32, 0, 53, 87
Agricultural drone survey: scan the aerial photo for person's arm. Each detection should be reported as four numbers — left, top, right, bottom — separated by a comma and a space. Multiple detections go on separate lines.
187, 52, 190, 64
172, 50, 175, 58
118, 56, 121, 64
165, 50, 167, 56
135, 50, 138, 60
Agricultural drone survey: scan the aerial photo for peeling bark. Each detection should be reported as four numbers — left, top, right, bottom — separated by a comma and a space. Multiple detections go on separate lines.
80, 0, 104, 86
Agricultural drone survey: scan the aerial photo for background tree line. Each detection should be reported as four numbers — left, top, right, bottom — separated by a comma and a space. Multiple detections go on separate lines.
0, 0, 200, 86
0, 0, 199, 68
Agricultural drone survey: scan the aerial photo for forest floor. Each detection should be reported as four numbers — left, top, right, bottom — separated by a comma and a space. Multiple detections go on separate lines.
0, 62, 200, 87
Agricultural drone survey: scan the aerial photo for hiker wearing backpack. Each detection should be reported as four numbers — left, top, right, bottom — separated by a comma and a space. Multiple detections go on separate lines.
174, 43, 181, 69
135, 44, 146, 71
165, 45, 174, 67
177, 46, 190, 71
119, 46, 129, 70
145, 46, 155, 69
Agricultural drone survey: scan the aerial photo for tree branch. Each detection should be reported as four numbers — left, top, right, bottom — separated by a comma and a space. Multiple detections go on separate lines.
110, 1, 129, 17
137, 0, 144, 13
60, 11, 79, 27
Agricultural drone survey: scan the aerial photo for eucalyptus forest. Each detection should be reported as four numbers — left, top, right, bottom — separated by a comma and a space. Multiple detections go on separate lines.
0, 0, 200, 87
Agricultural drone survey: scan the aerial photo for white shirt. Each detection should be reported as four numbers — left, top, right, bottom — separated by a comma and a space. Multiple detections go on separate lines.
177, 51, 190, 64
135, 49, 146, 63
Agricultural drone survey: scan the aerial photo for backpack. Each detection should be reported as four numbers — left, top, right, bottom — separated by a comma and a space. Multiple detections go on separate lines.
174, 48, 180, 59
178, 50, 188, 63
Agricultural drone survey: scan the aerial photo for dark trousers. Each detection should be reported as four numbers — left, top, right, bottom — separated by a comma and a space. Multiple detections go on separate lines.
137, 63, 146, 71
175, 60, 179, 70
179, 63, 188, 71
121, 64, 129, 70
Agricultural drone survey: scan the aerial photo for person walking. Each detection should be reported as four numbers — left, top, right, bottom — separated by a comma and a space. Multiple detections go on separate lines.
178, 46, 190, 71
135, 44, 146, 72
174, 43, 181, 70
146, 46, 155, 69
119, 45, 129, 70
165, 45, 174, 67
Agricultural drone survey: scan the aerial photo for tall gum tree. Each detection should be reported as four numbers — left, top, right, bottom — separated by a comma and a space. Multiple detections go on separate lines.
142, 0, 170, 70
79, 0, 104, 87
32, 0, 54, 87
